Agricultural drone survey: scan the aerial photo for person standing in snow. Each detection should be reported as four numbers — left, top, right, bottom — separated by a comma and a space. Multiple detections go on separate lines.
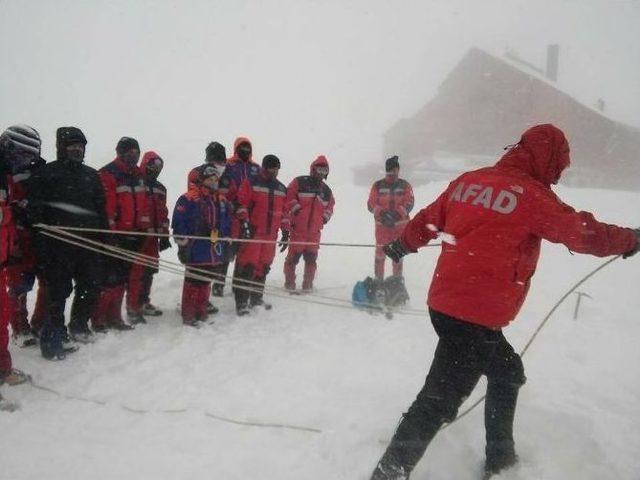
0, 125, 37, 382
369, 124, 640, 480
4, 132, 47, 347
125, 151, 171, 324
218, 137, 261, 296
367, 155, 414, 281
234, 154, 288, 315
187, 141, 229, 301
172, 164, 231, 326
282, 155, 335, 293
92, 137, 148, 332
27, 127, 108, 359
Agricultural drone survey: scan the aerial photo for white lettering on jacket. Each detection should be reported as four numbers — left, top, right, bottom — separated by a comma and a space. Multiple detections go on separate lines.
449, 182, 519, 214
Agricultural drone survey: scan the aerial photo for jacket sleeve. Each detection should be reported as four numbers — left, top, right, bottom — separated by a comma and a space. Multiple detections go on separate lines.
235, 178, 252, 221
527, 190, 637, 257
400, 186, 451, 251
99, 170, 118, 230
323, 187, 335, 224
159, 187, 170, 234
171, 196, 192, 246
285, 178, 300, 218
367, 183, 380, 216
401, 181, 415, 217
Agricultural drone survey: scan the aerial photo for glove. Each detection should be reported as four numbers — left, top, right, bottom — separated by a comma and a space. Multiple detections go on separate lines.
279, 229, 290, 253
379, 210, 398, 228
383, 238, 412, 263
159, 236, 172, 251
177, 246, 188, 264
240, 220, 253, 240
623, 228, 640, 259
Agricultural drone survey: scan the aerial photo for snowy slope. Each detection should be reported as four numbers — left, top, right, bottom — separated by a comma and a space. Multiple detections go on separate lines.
1, 178, 639, 480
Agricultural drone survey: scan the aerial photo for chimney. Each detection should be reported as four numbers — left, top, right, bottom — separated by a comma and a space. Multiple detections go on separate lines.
546, 44, 559, 81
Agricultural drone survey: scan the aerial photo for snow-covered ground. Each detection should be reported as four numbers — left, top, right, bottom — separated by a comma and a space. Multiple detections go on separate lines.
2, 178, 639, 480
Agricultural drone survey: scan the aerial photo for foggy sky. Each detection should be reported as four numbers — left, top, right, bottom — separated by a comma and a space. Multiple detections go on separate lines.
1, 0, 639, 180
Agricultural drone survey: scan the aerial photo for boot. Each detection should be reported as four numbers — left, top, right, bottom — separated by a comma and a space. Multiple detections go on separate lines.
0, 368, 32, 386
127, 310, 147, 325
69, 322, 95, 344
41, 326, 77, 360
141, 302, 163, 316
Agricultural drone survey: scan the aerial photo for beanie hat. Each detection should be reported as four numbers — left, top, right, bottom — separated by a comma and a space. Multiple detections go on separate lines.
57, 127, 86, 149
385, 155, 399, 172
205, 141, 227, 164
116, 136, 140, 155
262, 154, 281, 169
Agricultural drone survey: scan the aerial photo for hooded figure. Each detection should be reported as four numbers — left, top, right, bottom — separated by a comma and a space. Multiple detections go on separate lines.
26, 127, 109, 359
370, 124, 639, 480
125, 151, 171, 323
283, 155, 335, 293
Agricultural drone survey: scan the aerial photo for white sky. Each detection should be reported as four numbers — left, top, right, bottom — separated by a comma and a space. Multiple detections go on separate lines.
1, 0, 638, 177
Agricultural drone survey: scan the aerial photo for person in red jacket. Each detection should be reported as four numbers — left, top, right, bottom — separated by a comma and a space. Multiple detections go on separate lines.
369, 124, 640, 480
5, 147, 47, 347
218, 137, 261, 296
283, 155, 335, 293
367, 155, 414, 280
92, 137, 148, 332
235, 154, 288, 315
125, 151, 171, 324
0, 125, 38, 386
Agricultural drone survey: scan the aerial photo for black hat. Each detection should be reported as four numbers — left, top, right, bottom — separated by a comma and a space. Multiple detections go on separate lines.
385, 155, 399, 172
262, 154, 281, 169
116, 136, 140, 155
56, 127, 87, 150
205, 141, 226, 164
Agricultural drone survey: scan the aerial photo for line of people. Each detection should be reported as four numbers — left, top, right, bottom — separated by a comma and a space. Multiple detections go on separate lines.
1, 125, 345, 370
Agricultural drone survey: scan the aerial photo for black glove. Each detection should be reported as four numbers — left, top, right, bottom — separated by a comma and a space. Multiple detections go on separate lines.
279, 230, 290, 253
240, 220, 253, 240
10, 200, 30, 227
383, 238, 412, 263
623, 228, 640, 259
379, 210, 397, 228
177, 246, 188, 264
159, 236, 172, 251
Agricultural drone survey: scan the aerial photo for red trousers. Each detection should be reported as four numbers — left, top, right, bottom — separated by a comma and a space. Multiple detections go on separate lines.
375, 224, 404, 280
181, 265, 214, 323
126, 237, 159, 313
283, 230, 320, 290
236, 233, 278, 278
0, 269, 13, 373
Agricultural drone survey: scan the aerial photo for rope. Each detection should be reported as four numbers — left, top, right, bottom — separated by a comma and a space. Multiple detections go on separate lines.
35, 223, 442, 249
28, 380, 320, 433
441, 254, 622, 429
38, 225, 428, 316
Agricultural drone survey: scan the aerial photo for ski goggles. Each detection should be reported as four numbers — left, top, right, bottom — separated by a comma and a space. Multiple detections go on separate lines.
145, 157, 164, 173
314, 166, 329, 176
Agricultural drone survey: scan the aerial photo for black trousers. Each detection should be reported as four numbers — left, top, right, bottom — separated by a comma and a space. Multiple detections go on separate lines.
39, 240, 103, 333
103, 236, 144, 287
377, 308, 526, 475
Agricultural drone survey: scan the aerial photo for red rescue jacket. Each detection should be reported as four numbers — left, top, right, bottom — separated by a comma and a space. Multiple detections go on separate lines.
285, 158, 335, 235
99, 158, 149, 231
0, 172, 17, 266
367, 175, 414, 228
237, 171, 287, 238
401, 124, 637, 328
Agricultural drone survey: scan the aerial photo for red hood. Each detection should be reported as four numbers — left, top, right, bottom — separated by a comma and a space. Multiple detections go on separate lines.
228, 136, 253, 164
309, 155, 329, 175
140, 151, 163, 180
495, 124, 570, 187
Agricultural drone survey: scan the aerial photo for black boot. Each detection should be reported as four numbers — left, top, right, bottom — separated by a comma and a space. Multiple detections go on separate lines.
41, 326, 77, 360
